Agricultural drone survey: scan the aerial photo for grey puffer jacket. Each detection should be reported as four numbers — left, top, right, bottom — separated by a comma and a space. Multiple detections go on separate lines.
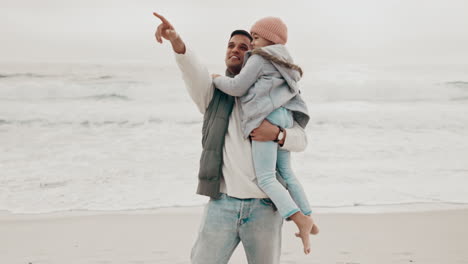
213, 44, 310, 138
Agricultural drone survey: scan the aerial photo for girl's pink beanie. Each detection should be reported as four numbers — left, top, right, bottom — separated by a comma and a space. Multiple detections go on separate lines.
250, 17, 288, 45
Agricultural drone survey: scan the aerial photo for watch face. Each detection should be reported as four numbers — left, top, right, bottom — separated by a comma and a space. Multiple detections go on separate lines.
278, 131, 284, 141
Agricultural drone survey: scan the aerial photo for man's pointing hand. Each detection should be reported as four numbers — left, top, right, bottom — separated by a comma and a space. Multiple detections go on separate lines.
153, 12, 179, 43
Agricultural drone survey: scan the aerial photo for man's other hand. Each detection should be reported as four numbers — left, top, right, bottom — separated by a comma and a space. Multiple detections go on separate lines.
250, 120, 284, 145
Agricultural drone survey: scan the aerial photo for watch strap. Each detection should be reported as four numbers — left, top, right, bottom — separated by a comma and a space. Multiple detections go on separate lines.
273, 126, 284, 142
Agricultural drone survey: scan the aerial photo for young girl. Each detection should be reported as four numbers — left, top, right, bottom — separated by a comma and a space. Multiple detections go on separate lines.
212, 17, 319, 254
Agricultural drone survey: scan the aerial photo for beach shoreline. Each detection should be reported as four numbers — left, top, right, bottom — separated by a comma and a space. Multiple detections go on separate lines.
2, 201, 468, 218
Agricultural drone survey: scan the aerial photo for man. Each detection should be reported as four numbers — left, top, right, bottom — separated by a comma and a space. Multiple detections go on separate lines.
153, 12, 308, 264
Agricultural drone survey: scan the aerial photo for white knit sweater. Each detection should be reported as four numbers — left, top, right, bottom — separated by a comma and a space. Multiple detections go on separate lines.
174, 48, 308, 199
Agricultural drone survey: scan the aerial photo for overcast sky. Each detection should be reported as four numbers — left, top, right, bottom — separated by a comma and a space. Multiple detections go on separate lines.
1, 0, 467, 66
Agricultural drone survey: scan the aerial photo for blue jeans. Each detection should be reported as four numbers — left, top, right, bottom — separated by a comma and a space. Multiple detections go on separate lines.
252, 107, 312, 219
191, 193, 283, 264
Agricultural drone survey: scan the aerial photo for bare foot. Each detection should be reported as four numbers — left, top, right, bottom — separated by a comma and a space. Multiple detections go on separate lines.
289, 212, 314, 254
309, 216, 320, 235
311, 224, 320, 235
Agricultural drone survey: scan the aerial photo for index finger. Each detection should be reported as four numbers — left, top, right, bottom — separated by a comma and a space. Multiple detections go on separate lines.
153, 12, 173, 27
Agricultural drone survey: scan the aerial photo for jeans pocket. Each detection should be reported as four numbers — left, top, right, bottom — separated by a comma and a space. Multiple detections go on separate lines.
260, 198, 278, 211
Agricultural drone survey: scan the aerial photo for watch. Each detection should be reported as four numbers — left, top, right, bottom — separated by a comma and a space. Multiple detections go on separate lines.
274, 126, 284, 143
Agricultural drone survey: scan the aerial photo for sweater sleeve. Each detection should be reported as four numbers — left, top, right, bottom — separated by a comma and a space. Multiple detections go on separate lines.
212, 55, 263, 97
174, 48, 214, 114
280, 121, 308, 152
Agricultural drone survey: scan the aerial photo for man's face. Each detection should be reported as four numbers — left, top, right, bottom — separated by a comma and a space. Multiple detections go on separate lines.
225, 34, 252, 74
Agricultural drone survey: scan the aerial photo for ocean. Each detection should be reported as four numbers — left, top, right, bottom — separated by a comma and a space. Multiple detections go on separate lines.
1, 62, 468, 214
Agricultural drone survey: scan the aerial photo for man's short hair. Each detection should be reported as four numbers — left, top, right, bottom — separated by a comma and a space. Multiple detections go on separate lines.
230, 30, 253, 42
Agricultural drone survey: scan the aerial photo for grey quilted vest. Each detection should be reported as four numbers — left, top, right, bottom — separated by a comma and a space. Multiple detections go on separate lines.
196, 70, 235, 199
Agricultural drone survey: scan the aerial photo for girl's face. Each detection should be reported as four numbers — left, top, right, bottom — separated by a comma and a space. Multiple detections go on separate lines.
251, 33, 274, 49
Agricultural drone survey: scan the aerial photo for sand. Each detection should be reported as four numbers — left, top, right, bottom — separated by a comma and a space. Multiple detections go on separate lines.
1, 207, 468, 264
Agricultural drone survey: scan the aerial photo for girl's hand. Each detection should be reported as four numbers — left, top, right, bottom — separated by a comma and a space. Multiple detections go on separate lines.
211, 74, 221, 79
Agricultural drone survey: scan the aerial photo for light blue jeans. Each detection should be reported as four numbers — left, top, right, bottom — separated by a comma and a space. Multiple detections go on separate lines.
191, 193, 283, 264
252, 107, 312, 219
